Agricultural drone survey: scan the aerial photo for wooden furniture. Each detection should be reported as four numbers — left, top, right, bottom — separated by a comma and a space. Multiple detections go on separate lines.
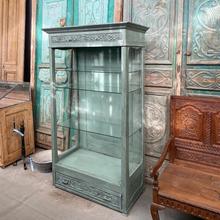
151, 96, 220, 220
0, 82, 34, 167
0, 0, 26, 81
44, 22, 148, 213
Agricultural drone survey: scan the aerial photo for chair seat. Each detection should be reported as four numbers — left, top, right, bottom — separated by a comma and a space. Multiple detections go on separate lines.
159, 160, 220, 214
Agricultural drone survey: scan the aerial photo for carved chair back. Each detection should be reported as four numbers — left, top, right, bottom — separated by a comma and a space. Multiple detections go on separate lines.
170, 96, 220, 168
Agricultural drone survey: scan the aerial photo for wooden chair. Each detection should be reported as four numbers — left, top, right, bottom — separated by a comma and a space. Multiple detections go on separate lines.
150, 96, 220, 220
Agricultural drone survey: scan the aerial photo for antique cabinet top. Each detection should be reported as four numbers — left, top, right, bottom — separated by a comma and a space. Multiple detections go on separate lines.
43, 22, 148, 48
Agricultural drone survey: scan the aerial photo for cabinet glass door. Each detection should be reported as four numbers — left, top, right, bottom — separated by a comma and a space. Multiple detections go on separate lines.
56, 47, 123, 186
128, 48, 143, 176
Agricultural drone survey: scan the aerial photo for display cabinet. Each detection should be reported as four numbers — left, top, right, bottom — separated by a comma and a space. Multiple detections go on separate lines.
44, 22, 148, 213
0, 82, 34, 167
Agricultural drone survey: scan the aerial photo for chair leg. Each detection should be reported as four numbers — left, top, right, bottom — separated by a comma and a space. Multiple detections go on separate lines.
151, 203, 160, 220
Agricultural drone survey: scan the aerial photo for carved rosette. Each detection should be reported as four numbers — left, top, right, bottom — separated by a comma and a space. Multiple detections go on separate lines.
144, 102, 166, 143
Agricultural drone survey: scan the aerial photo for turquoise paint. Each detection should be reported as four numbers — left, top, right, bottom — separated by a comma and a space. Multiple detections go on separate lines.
73, 0, 79, 25
67, 0, 74, 25
73, 0, 114, 25
108, 0, 114, 22
35, 0, 116, 147
35, 0, 43, 128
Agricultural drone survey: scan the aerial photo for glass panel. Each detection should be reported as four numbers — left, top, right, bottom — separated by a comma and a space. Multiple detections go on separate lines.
56, 47, 122, 186
128, 47, 143, 176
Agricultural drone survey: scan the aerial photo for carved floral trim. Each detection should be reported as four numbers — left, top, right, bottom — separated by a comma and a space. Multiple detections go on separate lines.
158, 196, 220, 220
51, 32, 122, 44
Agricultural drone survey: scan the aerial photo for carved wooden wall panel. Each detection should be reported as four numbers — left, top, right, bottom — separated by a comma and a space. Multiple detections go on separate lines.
183, 0, 220, 95
144, 67, 172, 88
78, 0, 109, 24
35, 0, 69, 149
132, 0, 175, 64
144, 94, 169, 157
186, 0, 220, 65
186, 69, 220, 90
0, 0, 26, 81
35, 0, 116, 149
124, 0, 177, 173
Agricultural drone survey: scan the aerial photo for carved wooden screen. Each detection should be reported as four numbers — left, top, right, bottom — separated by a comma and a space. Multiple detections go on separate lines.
171, 96, 220, 168
35, 0, 71, 149
124, 0, 178, 175
183, 0, 220, 95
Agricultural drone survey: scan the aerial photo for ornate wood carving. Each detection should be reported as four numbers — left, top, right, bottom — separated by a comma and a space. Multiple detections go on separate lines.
186, 69, 220, 90
158, 196, 220, 220
51, 32, 122, 44
42, 0, 67, 63
151, 96, 220, 220
176, 147, 220, 167
144, 102, 166, 143
144, 95, 169, 158
131, 0, 175, 64
175, 138, 220, 156
36, 129, 65, 150
55, 172, 121, 209
175, 106, 203, 141
212, 112, 220, 145
187, 0, 220, 64
39, 87, 65, 127
144, 68, 172, 88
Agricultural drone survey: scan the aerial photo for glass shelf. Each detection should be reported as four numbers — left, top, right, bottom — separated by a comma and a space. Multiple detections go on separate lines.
57, 118, 121, 138
57, 119, 141, 139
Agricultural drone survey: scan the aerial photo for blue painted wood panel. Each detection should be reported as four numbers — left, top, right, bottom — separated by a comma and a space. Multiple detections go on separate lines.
35, 0, 115, 149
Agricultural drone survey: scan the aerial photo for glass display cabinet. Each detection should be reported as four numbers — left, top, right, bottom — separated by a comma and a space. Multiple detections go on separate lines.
44, 22, 148, 213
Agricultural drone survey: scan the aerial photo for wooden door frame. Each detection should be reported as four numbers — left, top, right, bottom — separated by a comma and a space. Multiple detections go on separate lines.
30, 0, 37, 95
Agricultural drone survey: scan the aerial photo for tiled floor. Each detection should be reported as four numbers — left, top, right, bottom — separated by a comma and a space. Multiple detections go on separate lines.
0, 160, 201, 220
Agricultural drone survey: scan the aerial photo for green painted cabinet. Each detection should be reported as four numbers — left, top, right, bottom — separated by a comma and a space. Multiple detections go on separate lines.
44, 23, 148, 213
35, 0, 114, 149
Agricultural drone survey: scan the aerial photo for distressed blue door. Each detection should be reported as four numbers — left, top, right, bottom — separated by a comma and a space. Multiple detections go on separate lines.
35, 0, 115, 149
183, 0, 220, 95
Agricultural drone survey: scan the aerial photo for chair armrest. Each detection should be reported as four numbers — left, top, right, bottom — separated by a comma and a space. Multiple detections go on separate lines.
150, 136, 174, 178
